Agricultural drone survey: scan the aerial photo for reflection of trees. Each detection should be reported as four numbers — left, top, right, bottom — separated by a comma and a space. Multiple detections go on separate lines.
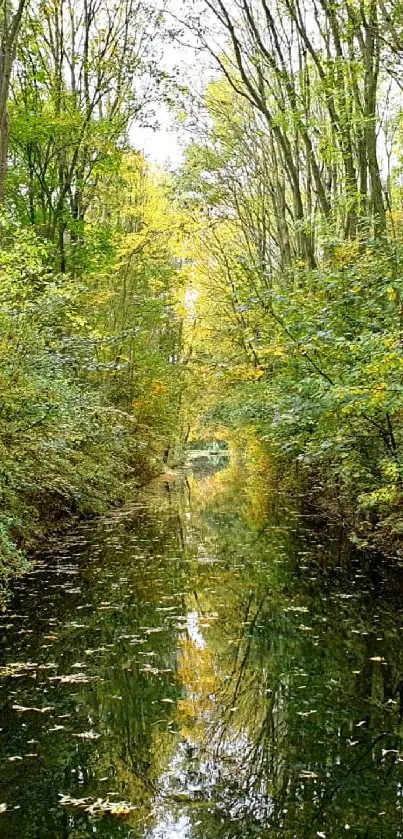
172, 467, 403, 838
0, 498, 189, 838
3, 466, 403, 837
179, 600, 403, 838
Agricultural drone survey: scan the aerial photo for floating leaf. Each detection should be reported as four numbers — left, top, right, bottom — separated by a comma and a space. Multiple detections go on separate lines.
72, 731, 101, 740
49, 673, 97, 684
297, 710, 317, 717
12, 704, 54, 714
59, 794, 136, 817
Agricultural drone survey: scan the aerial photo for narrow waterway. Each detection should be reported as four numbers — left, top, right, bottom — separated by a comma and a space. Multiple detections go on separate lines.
1, 460, 403, 838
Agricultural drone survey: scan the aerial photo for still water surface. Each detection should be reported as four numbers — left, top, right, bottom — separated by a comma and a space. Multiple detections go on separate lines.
1, 461, 403, 838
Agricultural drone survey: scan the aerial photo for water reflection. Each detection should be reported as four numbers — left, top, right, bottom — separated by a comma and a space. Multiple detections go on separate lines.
0, 462, 403, 837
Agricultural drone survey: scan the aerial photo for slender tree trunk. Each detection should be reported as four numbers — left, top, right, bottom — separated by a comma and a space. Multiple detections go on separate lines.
0, 0, 27, 203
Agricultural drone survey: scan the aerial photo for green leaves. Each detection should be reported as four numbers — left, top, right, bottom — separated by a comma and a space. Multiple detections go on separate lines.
0, 154, 186, 585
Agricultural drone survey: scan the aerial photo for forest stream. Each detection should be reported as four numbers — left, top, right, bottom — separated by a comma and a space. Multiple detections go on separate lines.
1, 458, 403, 838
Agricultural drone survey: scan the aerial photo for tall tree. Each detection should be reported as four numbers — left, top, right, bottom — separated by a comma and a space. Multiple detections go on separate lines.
182, 0, 393, 257
9, 0, 162, 269
0, 0, 28, 202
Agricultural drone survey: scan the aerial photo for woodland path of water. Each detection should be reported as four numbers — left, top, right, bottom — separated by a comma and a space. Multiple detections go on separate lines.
0, 460, 403, 838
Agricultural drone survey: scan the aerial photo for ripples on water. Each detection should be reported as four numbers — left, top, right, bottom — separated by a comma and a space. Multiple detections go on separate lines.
1, 459, 403, 838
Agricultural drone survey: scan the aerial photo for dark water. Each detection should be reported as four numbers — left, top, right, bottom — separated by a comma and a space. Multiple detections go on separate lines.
1, 463, 403, 838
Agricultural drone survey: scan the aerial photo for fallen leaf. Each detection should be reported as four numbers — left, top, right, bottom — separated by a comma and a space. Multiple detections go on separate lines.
12, 704, 54, 714
72, 731, 101, 740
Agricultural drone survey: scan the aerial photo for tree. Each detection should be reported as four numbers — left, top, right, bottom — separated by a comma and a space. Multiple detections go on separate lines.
179, 0, 396, 258
176, 42, 403, 531
9, 0, 163, 269
0, 0, 28, 201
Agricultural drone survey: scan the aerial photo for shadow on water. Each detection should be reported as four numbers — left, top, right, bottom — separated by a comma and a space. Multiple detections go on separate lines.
0, 458, 403, 837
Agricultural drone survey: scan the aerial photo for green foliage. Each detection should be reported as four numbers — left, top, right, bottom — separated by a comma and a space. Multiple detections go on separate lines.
194, 236, 403, 527
177, 48, 403, 538
0, 0, 188, 588
0, 151, 185, 582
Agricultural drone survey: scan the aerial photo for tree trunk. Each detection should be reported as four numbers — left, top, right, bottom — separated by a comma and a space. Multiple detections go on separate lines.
0, 0, 27, 203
